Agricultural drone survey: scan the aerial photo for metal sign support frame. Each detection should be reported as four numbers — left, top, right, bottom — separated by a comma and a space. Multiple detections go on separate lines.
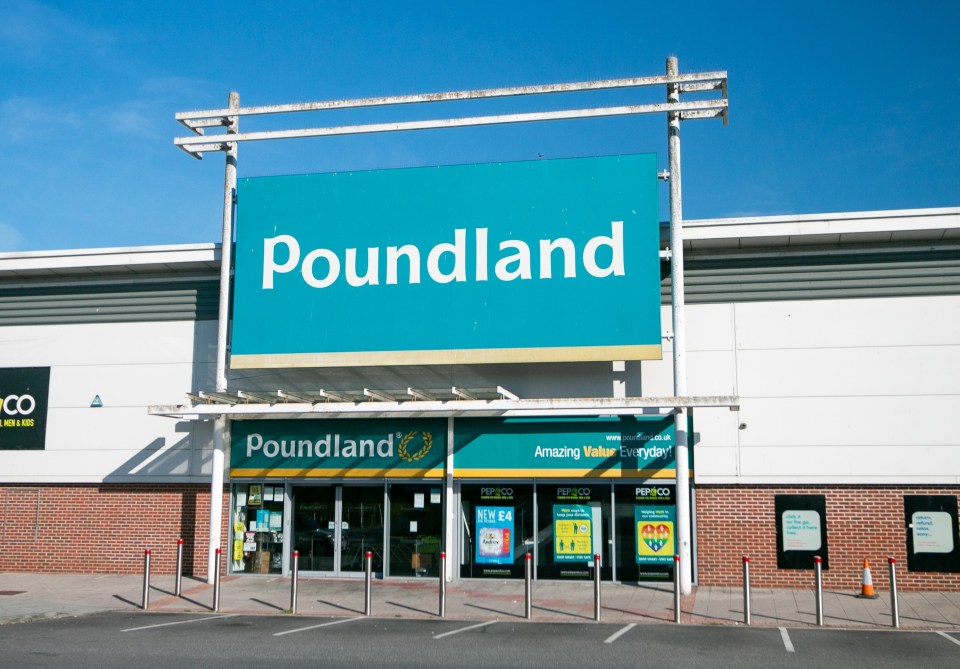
176, 58, 728, 592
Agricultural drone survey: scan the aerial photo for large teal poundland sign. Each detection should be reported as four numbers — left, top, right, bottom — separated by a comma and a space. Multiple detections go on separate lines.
232, 154, 661, 368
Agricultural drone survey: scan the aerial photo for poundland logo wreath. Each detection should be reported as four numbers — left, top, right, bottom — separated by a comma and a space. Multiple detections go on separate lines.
398, 431, 433, 463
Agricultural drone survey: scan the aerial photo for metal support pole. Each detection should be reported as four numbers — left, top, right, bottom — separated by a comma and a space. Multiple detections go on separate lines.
673, 554, 681, 623
208, 91, 238, 585
667, 55, 692, 597
813, 556, 824, 626
742, 555, 751, 625
438, 552, 446, 618
290, 550, 299, 614
141, 549, 151, 611
213, 548, 222, 612
364, 550, 372, 616
593, 554, 602, 622
175, 539, 184, 597
888, 556, 900, 629
524, 552, 533, 620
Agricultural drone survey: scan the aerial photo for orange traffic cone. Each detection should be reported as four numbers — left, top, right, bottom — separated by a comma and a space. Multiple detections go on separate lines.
858, 559, 879, 598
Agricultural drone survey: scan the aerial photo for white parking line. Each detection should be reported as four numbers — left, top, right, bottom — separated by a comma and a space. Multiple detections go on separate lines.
936, 631, 960, 648
433, 620, 497, 640
122, 614, 240, 632
779, 627, 795, 653
274, 616, 367, 636
604, 623, 636, 644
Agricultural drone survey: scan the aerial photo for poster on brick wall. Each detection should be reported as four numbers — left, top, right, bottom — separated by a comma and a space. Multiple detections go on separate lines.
775, 495, 829, 570
0, 367, 50, 451
904, 496, 960, 573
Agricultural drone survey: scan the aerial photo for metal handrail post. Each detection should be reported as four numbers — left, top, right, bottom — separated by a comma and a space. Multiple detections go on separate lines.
438, 552, 446, 618
364, 551, 372, 616
290, 550, 299, 614
673, 554, 681, 623
175, 539, 184, 597
593, 554, 602, 622
743, 555, 751, 625
213, 548, 222, 612
524, 552, 533, 620
814, 556, 824, 626
888, 557, 900, 629
141, 549, 151, 610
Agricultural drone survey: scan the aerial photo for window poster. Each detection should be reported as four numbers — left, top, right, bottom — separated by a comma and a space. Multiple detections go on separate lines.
476, 506, 514, 565
775, 495, 828, 569
553, 504, 593, 562
0, 367, 50, 450
912, 512, 953, 553
248, 484, 262, 506
781, 510, 822, 551
635, 506, 675, 565
905, 496, 960, 573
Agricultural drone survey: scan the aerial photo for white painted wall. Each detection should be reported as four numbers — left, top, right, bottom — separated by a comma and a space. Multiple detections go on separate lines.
687, 295, 960, 484
0, 320, 217, 483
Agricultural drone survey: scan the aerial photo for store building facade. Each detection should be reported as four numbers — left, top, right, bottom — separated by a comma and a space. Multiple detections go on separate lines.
1, 202, 958, 591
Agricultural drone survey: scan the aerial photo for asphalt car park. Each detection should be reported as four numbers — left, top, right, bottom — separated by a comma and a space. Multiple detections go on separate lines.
1, 612, 958, 669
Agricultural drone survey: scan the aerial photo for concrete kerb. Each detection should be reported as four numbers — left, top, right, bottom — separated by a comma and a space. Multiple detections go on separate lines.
2, 573, 960, 630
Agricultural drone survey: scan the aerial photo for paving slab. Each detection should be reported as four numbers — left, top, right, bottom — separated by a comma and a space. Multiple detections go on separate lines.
2, 572, 960, 631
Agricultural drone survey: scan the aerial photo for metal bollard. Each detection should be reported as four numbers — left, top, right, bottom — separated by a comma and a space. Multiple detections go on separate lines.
213, 548, 222, 613
742, 555, 751, 625
673, 554, 681, 623
524, 552, 533, 620
364, 550, 372, 616
888, 556, 900, 629
813, 555, 824, 626
141, 549, 151, 610
593, 554, 602, 622
290, 550, 299, 614
438, 551, 446, 618
175, 539, 184, 597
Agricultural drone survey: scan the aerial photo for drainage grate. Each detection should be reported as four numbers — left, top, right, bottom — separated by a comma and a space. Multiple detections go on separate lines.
0, 591, 25, 596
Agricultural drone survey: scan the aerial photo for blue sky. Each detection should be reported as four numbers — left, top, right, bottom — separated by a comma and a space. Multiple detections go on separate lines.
1, 0, 958, 252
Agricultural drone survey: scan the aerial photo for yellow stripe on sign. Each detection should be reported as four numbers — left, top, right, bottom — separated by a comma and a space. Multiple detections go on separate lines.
230, 344, 662, 369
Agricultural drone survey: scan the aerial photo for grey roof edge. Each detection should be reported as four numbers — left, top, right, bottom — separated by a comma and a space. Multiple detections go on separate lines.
679, 207, 960, 238
0, 243, 221, 279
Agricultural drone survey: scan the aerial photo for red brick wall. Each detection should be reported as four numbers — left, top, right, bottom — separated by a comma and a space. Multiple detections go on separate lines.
0, 483, 229, 576
696, 485, 960, 591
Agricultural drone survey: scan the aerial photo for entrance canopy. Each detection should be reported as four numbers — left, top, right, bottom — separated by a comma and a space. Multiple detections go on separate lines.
148, 388, 739, 420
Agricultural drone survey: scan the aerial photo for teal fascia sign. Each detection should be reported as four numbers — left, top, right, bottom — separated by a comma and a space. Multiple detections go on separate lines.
231, 154, 661, 368
454, 417, 676, 479
230, 419, 447, 478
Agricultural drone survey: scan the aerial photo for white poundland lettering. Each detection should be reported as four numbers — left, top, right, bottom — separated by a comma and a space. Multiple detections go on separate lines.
261, 222, 625, 289
246, 432, 395, 459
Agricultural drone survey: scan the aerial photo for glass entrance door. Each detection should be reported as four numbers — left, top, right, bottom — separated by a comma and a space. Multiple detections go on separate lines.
340, 486, 385, 574
292, 486, 336, 573
292, 484, 385, 576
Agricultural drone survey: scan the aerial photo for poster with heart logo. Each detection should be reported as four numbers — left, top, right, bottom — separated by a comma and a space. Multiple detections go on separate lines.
635, 506, 675, 564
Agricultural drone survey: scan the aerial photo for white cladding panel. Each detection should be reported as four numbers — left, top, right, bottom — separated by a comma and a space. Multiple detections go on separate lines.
0, 320, 216, 483
690, 295, 960, 484
734, 296, 960, 349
